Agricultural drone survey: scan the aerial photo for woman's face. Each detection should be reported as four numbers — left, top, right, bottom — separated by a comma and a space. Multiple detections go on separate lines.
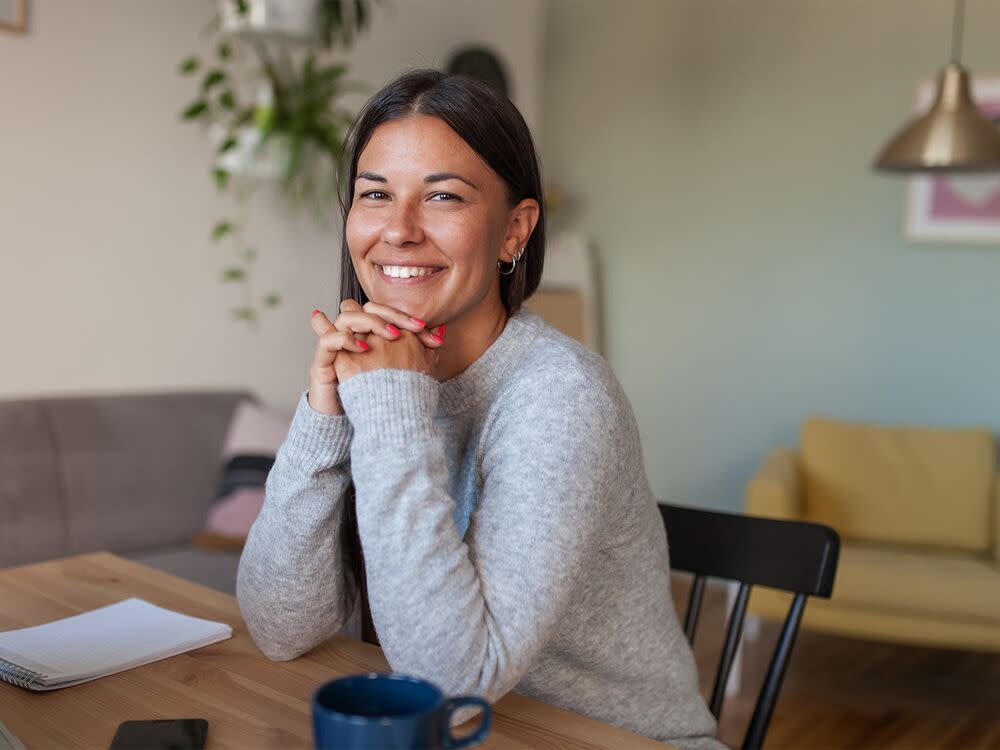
346, 114, 517, 327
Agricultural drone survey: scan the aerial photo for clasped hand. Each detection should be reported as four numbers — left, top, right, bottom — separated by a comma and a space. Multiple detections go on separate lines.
307, 299, 445, 415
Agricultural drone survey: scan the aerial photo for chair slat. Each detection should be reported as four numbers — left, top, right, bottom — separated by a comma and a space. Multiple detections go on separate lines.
742, 592, 807, 750
684, 575, 706, 645
709, 582, 750, 719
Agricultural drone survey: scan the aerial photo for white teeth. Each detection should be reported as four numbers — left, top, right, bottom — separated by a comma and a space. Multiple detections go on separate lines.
381, 265, 435, 278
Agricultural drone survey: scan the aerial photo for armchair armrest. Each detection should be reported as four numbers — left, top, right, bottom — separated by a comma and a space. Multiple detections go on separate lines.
994, 476, 1000, 562
745, 448, 803, 520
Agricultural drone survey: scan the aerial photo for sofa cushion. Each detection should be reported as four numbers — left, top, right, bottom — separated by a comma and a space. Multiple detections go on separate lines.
801, 417, 994, 551
126, 545, 242, 594
0, 400, 69, 567
48, 392, 247, 555
815, 542, 1000, 624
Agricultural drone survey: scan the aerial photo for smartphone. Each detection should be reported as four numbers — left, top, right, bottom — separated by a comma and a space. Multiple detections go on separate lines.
109, 719, 208, 750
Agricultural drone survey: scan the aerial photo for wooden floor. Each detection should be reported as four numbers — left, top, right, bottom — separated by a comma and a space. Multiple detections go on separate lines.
670, 576, 1000, 750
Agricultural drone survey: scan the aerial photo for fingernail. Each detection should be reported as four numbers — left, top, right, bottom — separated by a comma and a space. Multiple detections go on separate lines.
312, 309, 321, 316
436, 324, 446, 339
357, 340, 370, 351
387, 324, 401, 336
410, 317, 427, 327
431, 333, 444, 344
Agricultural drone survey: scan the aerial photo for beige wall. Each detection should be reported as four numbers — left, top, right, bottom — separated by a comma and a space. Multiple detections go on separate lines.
0, 0, 542, 409
8, 1, 1000, 512
542, 0, 1000, 509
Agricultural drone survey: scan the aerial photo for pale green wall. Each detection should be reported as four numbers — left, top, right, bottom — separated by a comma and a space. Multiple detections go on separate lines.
542, 0, 1000, 510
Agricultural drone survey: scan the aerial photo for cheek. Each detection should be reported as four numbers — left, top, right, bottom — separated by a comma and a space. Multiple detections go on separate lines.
345, 209, 378, 252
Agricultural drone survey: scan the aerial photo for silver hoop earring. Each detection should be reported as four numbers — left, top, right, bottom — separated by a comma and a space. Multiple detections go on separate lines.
498, 245, 526, 276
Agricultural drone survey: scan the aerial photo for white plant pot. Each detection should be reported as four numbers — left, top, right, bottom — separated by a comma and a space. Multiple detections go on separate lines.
211, 124, 291, 180
218, 0, 322, 42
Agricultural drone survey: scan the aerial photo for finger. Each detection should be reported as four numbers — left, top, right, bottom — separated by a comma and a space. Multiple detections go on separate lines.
311, 309, 336, 337
333, 310, 407, 341
416, 324, 446, 349
361, 301, 429, 333
312, 330, 369, 369
340, 299, 364, 314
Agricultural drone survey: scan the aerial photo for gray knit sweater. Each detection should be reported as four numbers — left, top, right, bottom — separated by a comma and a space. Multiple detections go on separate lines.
237, 311, 723, 749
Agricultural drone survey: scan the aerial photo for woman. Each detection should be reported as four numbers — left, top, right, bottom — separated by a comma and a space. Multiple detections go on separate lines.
237, 69, 722, 750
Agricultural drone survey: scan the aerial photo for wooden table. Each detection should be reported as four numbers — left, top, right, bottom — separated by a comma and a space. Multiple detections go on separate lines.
0, 553, 672, 749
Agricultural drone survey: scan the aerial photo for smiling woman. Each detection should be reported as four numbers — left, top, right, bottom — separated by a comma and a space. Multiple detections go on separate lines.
235, 70, 725, 750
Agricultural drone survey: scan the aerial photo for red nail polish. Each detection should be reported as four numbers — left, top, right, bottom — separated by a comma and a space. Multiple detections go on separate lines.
387, 324, 401, 336
312, 309, 321, 316
431, 334, 444, 344
436, 324, 446, 339
357, 340, 370, 351
410, 317, 427, 327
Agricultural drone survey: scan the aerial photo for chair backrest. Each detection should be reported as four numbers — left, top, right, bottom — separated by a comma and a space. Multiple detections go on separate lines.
659, 503, 839, 750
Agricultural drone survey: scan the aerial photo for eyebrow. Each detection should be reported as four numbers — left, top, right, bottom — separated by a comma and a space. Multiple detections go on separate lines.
356, 171, 480, 190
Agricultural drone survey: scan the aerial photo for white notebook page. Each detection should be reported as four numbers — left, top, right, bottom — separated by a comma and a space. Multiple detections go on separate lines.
0, 598, 232, 683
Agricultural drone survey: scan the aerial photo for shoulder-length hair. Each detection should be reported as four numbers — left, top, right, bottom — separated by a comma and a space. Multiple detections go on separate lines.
337, 69, 545, 316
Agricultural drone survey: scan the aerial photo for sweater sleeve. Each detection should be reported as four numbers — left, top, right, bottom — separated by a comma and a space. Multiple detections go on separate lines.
236, 391, 359, 661
337, 367, 619, 703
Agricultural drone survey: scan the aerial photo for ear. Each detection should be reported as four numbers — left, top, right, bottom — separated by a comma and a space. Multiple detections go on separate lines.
500, 198, 541, 262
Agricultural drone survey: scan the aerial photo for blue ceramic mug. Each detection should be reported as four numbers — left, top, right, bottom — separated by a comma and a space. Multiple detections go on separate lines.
312, 673, 492, 750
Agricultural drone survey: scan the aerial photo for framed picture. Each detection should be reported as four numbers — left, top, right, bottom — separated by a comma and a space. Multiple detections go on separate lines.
906, 76, 1000, 243
0, 0, 26, 32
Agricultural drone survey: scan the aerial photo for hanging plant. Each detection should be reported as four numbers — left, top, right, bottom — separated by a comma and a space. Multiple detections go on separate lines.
177, 0, 380, 325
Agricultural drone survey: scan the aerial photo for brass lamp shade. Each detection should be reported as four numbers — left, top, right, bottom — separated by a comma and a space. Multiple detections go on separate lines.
874, 63, 1000, 173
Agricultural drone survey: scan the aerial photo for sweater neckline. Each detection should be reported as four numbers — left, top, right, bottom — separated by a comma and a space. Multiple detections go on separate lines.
436, 310, 540, 415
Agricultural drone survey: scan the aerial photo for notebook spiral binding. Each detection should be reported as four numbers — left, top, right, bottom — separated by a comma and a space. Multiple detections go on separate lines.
0, 659, 47, 690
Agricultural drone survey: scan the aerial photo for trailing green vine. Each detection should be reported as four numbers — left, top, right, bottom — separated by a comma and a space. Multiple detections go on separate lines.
177, 0, 380, 325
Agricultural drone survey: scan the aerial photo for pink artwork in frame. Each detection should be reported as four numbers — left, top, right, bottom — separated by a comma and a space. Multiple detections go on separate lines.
907, 77, 1000, 243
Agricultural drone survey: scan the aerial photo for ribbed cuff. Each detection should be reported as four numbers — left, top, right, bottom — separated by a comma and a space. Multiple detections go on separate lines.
279, 390, 354, 474
338, 369, 440, 445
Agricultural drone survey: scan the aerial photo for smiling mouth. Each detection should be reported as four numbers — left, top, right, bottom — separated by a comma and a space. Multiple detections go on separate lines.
377, 264, 445, 280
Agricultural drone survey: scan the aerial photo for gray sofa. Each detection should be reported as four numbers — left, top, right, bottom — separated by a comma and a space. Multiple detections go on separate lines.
0, 390, 250, 593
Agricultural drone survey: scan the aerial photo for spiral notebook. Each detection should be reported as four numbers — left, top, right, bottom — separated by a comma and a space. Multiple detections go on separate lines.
0, 598, 232, 691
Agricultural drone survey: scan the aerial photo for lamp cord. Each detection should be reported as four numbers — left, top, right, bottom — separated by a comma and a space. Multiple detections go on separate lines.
951, 0, 965, 63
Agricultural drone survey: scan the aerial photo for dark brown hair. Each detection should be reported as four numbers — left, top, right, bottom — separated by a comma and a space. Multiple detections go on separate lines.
337, 68, 545, 315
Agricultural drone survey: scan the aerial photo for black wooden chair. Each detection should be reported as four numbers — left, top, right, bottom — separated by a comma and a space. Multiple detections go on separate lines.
659, 503, 839, 750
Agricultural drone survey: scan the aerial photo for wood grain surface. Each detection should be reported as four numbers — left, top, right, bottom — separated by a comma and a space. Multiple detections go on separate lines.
0, 552, 673, 749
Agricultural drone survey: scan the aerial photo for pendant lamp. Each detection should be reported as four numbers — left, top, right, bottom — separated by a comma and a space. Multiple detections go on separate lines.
874, 0, 1000, 173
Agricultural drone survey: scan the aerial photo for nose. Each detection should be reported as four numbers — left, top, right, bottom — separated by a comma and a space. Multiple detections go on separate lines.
381, 199, 425, 248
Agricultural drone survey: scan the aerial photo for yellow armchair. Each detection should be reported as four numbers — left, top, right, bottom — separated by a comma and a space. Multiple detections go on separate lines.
746, 417, 1000, 654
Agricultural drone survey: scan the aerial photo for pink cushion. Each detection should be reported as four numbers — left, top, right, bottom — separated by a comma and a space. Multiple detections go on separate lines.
202, 486, 266, 541
194, 400, 291, 549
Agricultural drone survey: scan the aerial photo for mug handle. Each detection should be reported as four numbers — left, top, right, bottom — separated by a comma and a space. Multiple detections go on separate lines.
442, 696, 492, 749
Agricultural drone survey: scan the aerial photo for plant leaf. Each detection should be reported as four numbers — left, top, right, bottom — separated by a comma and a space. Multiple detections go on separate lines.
181, 100, 208, 120
179, 57, 200, 75
263, 293, 281, 307
201, 69, 226, 92
212, 168, 230, 190
232, 306, 256, 322
217, 136, 238, 154
211, 221, 234, 241
221, 267, 246, 282
218, 90, 237, 110
235, 0, 249, 14
217, 42, 231, 60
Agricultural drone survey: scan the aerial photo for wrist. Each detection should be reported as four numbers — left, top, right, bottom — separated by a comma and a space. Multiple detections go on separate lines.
307, 385, 343, 415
